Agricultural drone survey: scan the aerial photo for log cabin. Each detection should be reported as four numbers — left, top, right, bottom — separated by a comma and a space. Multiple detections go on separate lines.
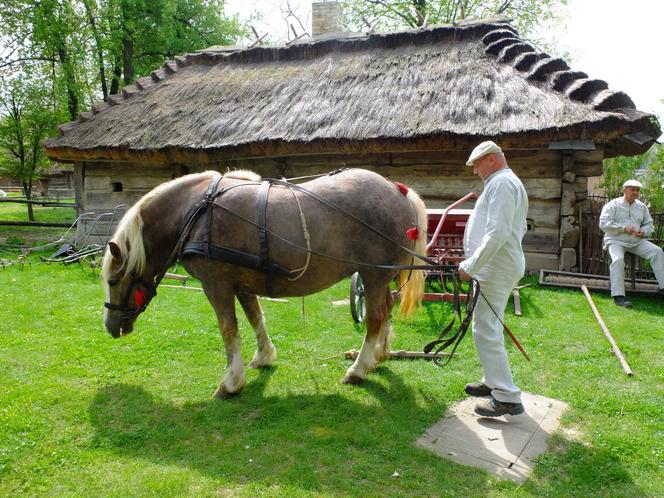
43, 8, 661, 271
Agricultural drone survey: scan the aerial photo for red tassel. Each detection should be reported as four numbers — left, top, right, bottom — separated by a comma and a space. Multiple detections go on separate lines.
395, 182, 409, 196
134, 290, 147, 307
406, 227, 419, 240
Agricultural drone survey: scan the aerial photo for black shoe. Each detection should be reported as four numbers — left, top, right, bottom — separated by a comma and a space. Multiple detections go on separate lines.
464, 382, 492, 397
614, 296, 632, 308
474, 398, 525, 417
658, 288, 664, 296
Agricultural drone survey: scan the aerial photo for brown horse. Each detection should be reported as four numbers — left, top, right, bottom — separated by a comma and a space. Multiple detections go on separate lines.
101, 168, 427, 398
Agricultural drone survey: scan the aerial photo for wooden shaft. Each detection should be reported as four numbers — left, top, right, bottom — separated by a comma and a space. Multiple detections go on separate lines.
344, 350, 452, 361
581, 285, 633, 376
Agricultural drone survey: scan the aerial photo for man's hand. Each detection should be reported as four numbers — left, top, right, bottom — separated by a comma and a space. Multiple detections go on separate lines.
636, 229, 645, 238
624, 225, 635, 235
458, 268, 471, 281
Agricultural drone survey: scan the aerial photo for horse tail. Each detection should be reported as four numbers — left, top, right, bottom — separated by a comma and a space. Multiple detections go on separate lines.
398, 187, 427, 318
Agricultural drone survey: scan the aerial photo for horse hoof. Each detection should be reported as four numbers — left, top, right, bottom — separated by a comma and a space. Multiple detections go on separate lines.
214, 386, 240, 399
341, 374, 365, 385
249, 348, 277, 368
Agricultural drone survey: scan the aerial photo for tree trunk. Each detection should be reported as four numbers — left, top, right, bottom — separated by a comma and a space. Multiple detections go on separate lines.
57, 46, 79, 120
83, 0, 109, 101
122, 35, 134, 85
22, 180, 34, 221
109, 57, 122, 95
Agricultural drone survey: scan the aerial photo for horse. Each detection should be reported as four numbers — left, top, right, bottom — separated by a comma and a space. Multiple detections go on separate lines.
101, 168, 427, 398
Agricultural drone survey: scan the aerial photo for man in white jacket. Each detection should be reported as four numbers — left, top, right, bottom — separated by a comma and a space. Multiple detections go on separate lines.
458, 141, 528, 417
599, 179, 664, 307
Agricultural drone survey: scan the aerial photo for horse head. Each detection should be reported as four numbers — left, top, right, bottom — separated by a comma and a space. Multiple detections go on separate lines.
101, 206, 151, 338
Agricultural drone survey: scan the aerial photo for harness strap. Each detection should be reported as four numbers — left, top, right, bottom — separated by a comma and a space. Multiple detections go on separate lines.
257, 181, 273, 295
181, 241, 291, 278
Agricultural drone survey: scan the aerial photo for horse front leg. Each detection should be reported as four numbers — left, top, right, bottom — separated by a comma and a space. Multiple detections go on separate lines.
237, 293, 277, 368
342, 278, 394, 385
202, 281, 246, 399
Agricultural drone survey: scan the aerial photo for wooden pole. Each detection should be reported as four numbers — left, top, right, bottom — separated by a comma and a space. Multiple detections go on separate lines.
581, 285, 633, 376
344, 349, 452, 361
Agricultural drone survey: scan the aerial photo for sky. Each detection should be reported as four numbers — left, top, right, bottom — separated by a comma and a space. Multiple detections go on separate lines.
224, 0, 664, 124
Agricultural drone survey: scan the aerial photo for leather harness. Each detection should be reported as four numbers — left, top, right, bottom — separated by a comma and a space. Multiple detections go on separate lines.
180, 175, 291, 296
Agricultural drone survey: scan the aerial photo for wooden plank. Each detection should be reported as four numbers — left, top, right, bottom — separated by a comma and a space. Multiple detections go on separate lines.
0, 199, 76, 207
84, 191, 146, 209
523, 231, 559, 252
573, 162, 603, 177
525, 252, 558, 271
0, 220, 74, 227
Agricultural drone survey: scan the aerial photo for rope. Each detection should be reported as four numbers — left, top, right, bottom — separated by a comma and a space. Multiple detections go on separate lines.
285, 184, 311, 281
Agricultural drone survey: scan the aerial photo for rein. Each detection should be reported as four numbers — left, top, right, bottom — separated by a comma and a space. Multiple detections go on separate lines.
422, 274, 480, 366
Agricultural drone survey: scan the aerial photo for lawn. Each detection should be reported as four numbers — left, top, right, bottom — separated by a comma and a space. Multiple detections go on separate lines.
0, 196, 77, 246
0, 253, 663, 497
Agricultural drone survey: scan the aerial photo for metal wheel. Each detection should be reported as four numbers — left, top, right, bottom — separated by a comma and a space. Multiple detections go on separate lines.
349, 272, 366, 323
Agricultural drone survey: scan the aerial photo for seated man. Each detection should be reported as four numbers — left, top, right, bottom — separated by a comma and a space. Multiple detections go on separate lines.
599, 179, 664, 307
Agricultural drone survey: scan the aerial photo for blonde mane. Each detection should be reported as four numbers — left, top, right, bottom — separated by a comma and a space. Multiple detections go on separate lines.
100, 170, 261, 282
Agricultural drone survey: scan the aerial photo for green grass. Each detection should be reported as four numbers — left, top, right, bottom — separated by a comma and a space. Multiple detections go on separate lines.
1, 256, 663, 497
0, 198, 77, 246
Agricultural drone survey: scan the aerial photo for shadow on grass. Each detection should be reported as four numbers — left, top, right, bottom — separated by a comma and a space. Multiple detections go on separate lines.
88, 370, 643, 496
88, 369, 479, 494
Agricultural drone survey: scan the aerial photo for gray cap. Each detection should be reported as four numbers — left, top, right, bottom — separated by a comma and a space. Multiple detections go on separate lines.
466, 141, 502, 166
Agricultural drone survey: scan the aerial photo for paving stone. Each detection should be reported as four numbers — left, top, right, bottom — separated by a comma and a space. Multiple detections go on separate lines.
416, 392, 568, 483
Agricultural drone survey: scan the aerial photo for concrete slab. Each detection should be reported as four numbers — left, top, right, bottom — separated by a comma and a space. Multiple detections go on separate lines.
416, 392, 568, 483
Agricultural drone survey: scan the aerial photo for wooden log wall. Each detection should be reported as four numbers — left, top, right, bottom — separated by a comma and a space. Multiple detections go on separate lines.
75, 147, 604, 271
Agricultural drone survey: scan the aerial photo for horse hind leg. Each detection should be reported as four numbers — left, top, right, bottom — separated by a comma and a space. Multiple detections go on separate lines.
237, 293, 277, 368
203, 281, 247, 399
373, 315, 395, 364
342, 277, 394, 385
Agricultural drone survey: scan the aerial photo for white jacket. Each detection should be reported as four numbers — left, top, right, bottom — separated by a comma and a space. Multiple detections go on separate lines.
599, 197, 654, 248
460, 168, 528, 281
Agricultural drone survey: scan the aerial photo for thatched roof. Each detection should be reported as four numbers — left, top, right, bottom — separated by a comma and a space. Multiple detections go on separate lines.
44, 17, 660, 163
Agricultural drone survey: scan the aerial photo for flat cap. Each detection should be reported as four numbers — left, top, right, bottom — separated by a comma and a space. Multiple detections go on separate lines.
466, 141, 502, 166
622, 179, 643, 189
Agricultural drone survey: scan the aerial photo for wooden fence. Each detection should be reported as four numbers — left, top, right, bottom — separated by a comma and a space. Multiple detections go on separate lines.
0, 198, 77, 228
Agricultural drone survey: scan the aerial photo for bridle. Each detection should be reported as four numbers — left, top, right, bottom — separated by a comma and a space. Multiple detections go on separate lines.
104, 273, 158, 320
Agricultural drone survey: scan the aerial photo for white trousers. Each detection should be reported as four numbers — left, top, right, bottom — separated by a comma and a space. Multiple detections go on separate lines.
607, 240, 664, 296
472, 276, 521, 403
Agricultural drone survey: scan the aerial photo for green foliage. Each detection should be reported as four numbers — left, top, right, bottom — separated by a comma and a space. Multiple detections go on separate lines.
0, 76, 65, 202
342, 0, 569, 39
0, 1, 246, 123
602, 143, 664, 212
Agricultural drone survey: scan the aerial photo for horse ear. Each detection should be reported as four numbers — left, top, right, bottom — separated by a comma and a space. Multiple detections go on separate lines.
107, 241, 122, 260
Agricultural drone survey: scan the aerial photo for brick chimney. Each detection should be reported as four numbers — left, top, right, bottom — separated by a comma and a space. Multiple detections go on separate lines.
312, 1, 344, 37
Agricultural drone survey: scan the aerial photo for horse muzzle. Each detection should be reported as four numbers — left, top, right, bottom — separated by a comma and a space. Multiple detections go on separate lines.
105, 316, 134, 338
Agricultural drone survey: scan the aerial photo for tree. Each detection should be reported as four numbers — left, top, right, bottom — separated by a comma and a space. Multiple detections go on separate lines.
342, 0, 568, 40
98, 0, 246, 98
0, 77, 64, 220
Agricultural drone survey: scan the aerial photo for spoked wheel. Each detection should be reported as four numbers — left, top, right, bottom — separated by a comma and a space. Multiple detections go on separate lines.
349, 272, 366, 323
